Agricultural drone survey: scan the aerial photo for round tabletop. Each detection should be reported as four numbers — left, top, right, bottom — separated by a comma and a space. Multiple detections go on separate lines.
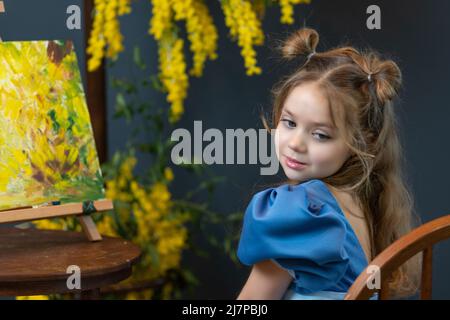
0, 227, 142, 297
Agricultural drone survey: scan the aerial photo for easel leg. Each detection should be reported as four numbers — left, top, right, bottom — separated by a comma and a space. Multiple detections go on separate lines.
77, 215, 102, 242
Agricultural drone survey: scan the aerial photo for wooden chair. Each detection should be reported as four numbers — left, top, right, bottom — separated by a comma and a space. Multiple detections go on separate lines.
345, 214, 450, 300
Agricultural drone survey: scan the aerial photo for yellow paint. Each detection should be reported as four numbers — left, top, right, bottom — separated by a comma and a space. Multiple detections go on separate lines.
0, 41, 104, 210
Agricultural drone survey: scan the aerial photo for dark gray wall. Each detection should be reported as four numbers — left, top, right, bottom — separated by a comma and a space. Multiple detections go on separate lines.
0, 0, 449, 299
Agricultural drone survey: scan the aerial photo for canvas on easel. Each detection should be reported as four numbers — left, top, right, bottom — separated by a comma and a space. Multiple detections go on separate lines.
0, 39, 112, 241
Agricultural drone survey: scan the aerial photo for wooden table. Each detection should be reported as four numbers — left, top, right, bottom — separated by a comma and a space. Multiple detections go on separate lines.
0, 227, 142, 299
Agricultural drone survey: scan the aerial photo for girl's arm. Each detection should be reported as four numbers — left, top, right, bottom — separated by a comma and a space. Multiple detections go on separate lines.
236, 259, 293, 300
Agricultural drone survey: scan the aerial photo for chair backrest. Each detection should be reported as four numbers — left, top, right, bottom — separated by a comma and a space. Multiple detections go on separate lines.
345, 214, 450, 300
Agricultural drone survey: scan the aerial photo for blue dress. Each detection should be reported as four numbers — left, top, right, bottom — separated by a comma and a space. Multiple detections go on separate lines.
237, 179, 378, 300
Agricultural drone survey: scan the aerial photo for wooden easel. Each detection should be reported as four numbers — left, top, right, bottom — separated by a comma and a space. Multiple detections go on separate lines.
0, 3, 112, 241
0, 200, 113, 242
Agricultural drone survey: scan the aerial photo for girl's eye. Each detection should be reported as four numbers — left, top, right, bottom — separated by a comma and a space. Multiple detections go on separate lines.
312, 132, 331, 141
281, 119, 296, 128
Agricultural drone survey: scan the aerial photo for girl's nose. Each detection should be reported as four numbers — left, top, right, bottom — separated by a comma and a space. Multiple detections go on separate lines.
288, 132, 307, 153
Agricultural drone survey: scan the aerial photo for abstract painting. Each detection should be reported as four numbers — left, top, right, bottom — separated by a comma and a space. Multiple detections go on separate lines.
0, 40, 105, 211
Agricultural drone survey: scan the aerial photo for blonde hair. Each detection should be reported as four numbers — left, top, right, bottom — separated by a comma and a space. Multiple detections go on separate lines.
263, 27, 422, 298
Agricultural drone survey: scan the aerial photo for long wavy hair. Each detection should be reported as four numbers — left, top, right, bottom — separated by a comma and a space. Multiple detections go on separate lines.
263, 27, 422, 298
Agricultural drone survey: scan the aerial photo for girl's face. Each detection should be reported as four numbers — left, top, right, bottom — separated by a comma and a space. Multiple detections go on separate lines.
275, 82, 351, 183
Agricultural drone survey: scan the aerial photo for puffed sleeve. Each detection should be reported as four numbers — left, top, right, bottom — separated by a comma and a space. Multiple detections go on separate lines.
237, 183, 349, 294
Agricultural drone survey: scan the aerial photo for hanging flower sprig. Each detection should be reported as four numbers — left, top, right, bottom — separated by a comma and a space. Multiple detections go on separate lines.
278, 0, 311, 24
87, 0, 132, 72
221, 0, 265, 76
148, 0, 173, 40
88, 0, 313, 123
157, 35, 189, 124
148, 0, 187, 123
149, 0, 219, 123
171, 0, 218, 77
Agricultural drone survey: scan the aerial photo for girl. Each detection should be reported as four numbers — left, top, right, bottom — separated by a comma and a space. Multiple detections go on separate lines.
236, 27, 421, 300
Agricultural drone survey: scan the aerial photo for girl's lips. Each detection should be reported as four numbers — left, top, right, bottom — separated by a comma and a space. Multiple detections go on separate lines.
285, 156, 307, 170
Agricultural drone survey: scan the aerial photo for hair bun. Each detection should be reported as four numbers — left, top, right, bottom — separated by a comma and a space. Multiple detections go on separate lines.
281, 28, 319, 60
364, 52, 402, 103
376, 61, 402, 103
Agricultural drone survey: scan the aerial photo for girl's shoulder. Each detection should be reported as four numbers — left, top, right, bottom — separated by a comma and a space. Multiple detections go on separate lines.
237, 179, 351, 293
248, 178, 343, 217
237, 178, 349, 264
